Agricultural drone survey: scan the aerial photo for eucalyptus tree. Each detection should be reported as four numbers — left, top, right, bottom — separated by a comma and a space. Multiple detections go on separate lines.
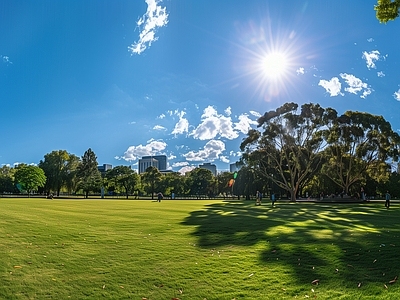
14, 164, 46, 197
105, 166, 139, 199
141, 166, 162, 199
375, 0, 400, 23
76, 148, 102, 198
241, 102, 336, 201
322, 111, 400, 194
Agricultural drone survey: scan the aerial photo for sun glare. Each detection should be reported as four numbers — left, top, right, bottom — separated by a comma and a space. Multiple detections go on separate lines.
261, 52, 288, 79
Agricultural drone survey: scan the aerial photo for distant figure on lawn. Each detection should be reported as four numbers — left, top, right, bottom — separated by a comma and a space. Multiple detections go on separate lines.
385, 191, 391, 209
157, 192, 163, 202
256, 191, 262, 205
271, 193, 276, 207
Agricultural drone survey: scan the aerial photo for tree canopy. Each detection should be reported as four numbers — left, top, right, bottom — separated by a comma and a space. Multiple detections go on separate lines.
241, 103, 400, 200
76, 148, 102, 198
105, 166, 139, 199
14, 164, 46, 197
375, 0, 400, 23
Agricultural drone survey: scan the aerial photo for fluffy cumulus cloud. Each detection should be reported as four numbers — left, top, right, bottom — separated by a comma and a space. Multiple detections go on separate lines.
362, 50, 380, 69
129, 0, 169, 55
171, 111, 189, 136
183, 140, 226, 162
220, 156, 230, 164
177, 165, 196, 175
377, 71, 385, 77
318, 77, 343, 97
172, 161, 189, 167
121, 139, 167, 161
234, 114, 258, 134
190, 106, 238, 140
394, 89, 400, 101
340, 73, 372, 99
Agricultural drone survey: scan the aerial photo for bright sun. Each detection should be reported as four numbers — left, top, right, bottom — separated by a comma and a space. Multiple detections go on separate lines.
261, 52, 288, 79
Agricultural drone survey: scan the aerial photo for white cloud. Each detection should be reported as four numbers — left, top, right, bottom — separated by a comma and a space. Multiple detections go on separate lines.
171, 111, 189, 136
362, 50, 380, 69
183, 140, 226, 162
249, 111, 261, 117
234, 114, 258, 134
158, 114, 166, 119
367, 38, 374, 42
178, 165, 196, 175
190, 106, 238, 140
340, 73, 372, 98
172, 161, 189, 167
296, 67, 305, 75
377, 71, 385, 77
220, 156, 230, 164
394, 89, 400, 101
153, 125, 166, 130
128, 0, 169, 55
1, 55, 12, 65
225, 106, 232, 116
318, 77, 343, 97
121, 139, 167, 161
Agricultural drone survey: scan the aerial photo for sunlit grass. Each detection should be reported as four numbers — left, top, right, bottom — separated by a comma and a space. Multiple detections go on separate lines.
1, 198, 399, 299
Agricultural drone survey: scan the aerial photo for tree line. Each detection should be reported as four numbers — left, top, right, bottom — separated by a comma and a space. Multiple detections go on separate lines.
1, 102, 400, 200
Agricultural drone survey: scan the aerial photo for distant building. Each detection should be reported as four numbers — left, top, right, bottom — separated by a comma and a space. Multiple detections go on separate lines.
138, 155, 167, 174
199, 162, 217, 176
98, 164, 112, 175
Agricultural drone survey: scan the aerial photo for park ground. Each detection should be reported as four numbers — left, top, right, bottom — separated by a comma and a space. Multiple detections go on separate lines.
1, 198, 399, 299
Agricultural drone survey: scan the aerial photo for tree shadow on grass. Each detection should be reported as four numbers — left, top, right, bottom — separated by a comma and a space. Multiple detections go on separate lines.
181, 201, 400, 291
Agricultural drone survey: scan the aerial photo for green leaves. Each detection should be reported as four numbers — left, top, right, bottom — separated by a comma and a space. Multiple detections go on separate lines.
375, 0, 400, 23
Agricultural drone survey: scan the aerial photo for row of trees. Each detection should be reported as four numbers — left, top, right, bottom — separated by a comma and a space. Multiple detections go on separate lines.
1, 102, 400, 200
0, 148, 231, 199
240, 103, 400, 201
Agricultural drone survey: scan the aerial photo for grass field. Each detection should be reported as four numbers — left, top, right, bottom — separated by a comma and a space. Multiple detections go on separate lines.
1, 198, 399, 299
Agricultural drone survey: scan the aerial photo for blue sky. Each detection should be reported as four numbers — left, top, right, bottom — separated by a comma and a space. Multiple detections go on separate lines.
1, 0, 400, 173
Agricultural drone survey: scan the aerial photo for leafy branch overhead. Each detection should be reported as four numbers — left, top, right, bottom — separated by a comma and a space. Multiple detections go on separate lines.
375, 0, 400, 23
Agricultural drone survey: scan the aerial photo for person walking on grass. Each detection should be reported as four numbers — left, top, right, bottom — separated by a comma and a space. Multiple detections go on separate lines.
157, 192, 163, 202
385, 191, 391, 208
271, 192, 276, 207
255, 191, 261, 205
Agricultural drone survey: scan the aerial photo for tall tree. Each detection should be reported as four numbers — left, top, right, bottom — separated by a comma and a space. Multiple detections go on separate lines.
216, 172, 234, 197
186, 167, 215, 197
105, 166, 139, 199
322, 111, 400, 194
141, 166, 162, 199
39, 150, 79, 196
14, 164, 46, 197
375, 0, 400, 23
241, 103, 335, 201
64, 154, 81, 195
76, 148, 102, 198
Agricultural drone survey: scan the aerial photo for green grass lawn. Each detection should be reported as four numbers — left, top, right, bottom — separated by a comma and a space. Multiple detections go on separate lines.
1, 198, 399, 299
